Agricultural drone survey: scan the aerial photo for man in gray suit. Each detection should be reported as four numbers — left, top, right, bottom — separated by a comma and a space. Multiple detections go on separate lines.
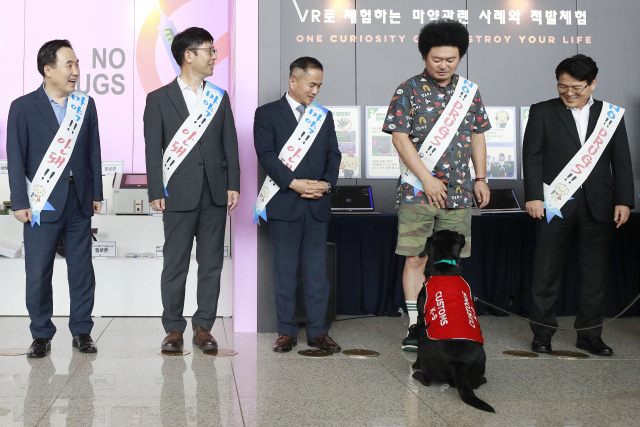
144, 27, 240, 352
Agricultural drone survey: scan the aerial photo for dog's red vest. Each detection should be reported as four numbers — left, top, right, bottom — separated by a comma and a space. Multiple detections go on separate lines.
423, 276, 484, 343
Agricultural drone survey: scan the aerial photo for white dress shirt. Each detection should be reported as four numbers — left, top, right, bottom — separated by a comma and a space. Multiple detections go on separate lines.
285, 92, 305, 120
177, 76, 205, 114
567, 96, 594, 145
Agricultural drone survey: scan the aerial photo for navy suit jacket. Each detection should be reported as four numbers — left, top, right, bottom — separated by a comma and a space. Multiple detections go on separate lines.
6, 86, 103, 222
254, 95, 341, 222
523, 98, 634, 222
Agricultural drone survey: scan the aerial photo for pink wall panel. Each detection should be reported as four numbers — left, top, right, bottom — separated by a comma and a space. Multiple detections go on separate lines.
23, 0, 135, 169
0, 1, 25, 159
132, 0, 230, 172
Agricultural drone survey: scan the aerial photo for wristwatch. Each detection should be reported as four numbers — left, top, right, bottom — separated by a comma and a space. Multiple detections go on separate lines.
474, 177, 488, 184
324, 181, 333, 193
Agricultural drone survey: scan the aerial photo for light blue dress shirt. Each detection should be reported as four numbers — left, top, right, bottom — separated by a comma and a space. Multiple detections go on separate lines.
43, 83, 72, 175
42, 83, 68, 126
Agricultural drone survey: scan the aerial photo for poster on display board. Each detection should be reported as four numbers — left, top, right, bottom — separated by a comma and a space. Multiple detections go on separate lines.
483, 107, 517, 180
326, 106, 361, 179
520, 106, 530, 179
365, 106, 401, 179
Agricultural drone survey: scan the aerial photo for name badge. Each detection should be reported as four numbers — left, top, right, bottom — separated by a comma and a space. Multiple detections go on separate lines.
92, 241, 116, 258
101, 161, 124, 175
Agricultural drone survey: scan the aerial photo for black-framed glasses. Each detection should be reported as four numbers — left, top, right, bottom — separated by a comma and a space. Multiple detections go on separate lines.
192, 47, 217, 56
557, 83, 589, 95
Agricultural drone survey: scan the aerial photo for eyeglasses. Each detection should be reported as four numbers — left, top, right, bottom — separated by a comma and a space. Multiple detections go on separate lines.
557, 83, 590, 95
192, 47, 217, 56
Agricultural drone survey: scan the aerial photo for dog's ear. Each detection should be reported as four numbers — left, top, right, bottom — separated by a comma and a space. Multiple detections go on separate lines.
458, 233, 466, 249
419, 236, 432, 259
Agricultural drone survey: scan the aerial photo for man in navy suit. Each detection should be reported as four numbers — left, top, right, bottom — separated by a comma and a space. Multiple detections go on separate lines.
6, 40, 103, 358
254, 57, 342, 352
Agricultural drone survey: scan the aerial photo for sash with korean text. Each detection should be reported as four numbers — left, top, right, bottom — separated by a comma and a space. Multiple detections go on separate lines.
27, 91, 88, 227
543, 102, 624, 222
162, 82, 224, 196
253, 103, 328, 224
400, 78, 478, 195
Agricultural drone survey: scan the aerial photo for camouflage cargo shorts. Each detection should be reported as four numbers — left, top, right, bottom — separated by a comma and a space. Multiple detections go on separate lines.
396, 203, 472, 258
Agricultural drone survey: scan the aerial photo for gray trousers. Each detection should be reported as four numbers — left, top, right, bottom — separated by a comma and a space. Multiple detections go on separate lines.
161, 176, 227, 333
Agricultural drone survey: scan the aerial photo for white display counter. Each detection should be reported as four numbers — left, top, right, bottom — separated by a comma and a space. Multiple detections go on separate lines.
0, 175, 233, 317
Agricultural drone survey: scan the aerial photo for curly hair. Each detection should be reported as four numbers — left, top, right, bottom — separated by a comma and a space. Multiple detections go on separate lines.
418, 19, 469, 59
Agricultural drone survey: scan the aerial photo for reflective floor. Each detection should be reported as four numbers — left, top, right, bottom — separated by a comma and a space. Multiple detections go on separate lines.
1, 315, 640, 426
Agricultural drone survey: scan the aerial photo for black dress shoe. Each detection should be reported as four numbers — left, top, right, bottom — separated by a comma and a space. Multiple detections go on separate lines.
531, 335, 552, 353
576, 336, 613, 356
27, 338, 51, 358
72, 334, 98, 353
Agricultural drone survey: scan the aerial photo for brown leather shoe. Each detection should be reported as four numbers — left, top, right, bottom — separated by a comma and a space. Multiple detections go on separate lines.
307, 334, 341, 353
193, 326, 218, 351
161, 332, 184, 352
273, 335, 297, 352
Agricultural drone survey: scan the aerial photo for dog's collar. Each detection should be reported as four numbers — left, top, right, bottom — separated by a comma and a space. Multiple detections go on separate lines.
435, 259, 457, 265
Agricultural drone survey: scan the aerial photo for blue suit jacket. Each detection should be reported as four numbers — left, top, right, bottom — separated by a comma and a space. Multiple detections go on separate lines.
254, 95, 341, 222
6, 86, 103, 222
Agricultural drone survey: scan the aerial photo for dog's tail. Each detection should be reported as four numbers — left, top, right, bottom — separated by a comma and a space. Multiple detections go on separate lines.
450, 362, 495, 413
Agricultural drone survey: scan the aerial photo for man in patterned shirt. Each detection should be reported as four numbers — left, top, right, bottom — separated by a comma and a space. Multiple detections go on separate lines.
382, 20, 491, 351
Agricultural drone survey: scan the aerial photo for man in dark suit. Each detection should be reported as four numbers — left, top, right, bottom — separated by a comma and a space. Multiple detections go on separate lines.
254, 57, 342, 352
6, 39, 103, 358
144, 27, 240, 352
523, 54, 634, 356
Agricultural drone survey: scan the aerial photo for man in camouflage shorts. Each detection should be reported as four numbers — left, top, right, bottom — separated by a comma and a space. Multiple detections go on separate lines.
382, 20, 491, 351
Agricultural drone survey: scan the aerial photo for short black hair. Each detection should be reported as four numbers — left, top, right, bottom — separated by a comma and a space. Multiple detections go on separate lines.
37, 39, 73, 77
171, 27, 213, 67
418, 19, 469, 59
289, 56, 323, 78
555, 54, 598, 85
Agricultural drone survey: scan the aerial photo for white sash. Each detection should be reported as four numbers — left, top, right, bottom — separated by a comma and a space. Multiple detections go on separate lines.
253, 103, 329, 224
27, 91, 89, 226
543, 102, 624, 222
162, 82, 225, 196
400, 78, 478, 194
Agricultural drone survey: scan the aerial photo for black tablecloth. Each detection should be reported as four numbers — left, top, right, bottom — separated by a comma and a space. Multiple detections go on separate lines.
328, 212, 640, 318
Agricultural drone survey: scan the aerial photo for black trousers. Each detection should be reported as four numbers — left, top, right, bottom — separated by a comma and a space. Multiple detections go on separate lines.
24, 184, 95, 339
269, 202, 330, 340
161, 175, 227, 333
529, 189, 614, 338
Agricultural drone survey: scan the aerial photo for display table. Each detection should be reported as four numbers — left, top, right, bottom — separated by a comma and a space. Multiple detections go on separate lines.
328, 212, 640, 318
0, 175, 233, 317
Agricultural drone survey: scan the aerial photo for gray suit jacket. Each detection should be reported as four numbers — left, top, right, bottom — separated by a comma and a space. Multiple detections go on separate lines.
144, 78, 240, 211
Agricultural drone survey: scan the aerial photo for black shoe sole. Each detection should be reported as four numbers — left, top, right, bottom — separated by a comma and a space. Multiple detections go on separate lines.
307, 342, 341, 353
192, 336, 218, 351
273, 340, 297, 352
531, 346, 552, 354
576, 341, 613, 356
160, 346, 184, 352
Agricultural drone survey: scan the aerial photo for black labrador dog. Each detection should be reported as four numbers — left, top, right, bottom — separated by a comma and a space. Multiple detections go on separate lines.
411, 230, 494, 413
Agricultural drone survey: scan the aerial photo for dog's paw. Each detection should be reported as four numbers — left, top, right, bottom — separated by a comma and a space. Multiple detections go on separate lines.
412, 371, 432, 387
472, 377, 488, 389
